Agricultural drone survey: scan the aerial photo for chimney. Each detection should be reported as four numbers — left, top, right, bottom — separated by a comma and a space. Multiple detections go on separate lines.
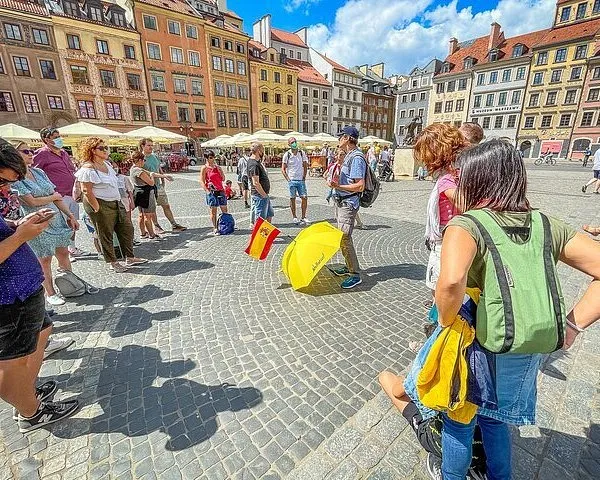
489, 22, 503, 51
253, 14, 272, 49
295, 27, 308, 45
449, 37, 459, 55
371, 62, 385, 78
217, 0, 227, 12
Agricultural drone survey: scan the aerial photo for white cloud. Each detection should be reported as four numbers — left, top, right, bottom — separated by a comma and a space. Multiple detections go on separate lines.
283, 0, 322, 14
306, 0, 556, 74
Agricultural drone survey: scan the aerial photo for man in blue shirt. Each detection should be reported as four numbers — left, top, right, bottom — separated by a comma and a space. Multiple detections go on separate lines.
327, 126, 366, 289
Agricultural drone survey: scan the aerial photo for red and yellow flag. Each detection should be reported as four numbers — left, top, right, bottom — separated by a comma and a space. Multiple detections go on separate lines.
245, 217, 281, 260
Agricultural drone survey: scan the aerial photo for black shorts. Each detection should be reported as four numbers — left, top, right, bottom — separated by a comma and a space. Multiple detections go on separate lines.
594, 170, 600, 179
0, 288, 52, 361
241, 175, 249, 191
402, 402, 486, 470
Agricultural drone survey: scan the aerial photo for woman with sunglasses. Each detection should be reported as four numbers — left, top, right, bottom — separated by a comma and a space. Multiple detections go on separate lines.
11, 141, 80, 306
75, 138, 147, 273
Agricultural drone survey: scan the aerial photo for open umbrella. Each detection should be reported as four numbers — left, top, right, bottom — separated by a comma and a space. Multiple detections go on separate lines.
247, 129, 285, 146
359, 135, 392, 146
311, 132, 338, 143
0, 124, 42, 143
284, 131, 313, 143
59, 121, 123, 139
125, 126, 187, 143
282, 222, 344, 290
201, 135, 232, 149
222, 132, 252, 148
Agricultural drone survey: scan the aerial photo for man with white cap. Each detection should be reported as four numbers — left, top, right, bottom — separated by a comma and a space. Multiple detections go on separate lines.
281, 137, 310, 225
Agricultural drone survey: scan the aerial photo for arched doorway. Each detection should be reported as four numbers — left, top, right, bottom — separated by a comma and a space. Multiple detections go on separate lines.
519, 140, 532, 158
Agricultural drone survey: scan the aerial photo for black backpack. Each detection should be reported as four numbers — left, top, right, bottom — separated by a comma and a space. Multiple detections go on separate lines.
347, 151, 380, 208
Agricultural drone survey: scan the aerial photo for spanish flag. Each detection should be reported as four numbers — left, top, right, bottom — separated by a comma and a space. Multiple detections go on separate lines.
245, 217, 281, 260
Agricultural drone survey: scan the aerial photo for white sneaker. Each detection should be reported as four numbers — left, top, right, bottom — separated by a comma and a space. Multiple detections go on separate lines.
301, 218, 311, 225
46, 294, 65, 306
44, 337, 74, 359
293, 218, 300, 225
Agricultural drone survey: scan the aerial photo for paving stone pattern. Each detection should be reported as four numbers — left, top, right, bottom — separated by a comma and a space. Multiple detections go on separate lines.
0, 163, 598, 479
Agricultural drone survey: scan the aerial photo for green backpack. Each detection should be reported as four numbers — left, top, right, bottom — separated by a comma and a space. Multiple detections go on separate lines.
463, 209, 566, 354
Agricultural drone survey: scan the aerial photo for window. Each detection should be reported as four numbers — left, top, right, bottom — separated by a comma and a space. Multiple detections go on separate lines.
212, 56, 222, 70
259, 91, 268, 103
32, 28, 49, 45
512, 45, 524, 58
559, 113, 571, 127
224, 59, 234, 73
489, 50, 499, 62
595, 0, 600, 13
458, 79, 467, 90
555, 48, 567, 63
4, 23, 21, 40
155, 105, 168, 121
186, 25, 198, 39
574, 45, 587, 60
124, 45, 135, 59
0, 92, 14, 112
498, 92, 507, 106
274, 72, 281, 83
444, 100, 453, 113
537, 51, 548, 65
132, 105, 146, 121
516, 67, 526, 80
191, 79, 203, 95
224, 40, 233, 51
211, 37, 220, 48
401, 94, 408, 103
39, 60, 56, 80
275, 116, 282, 130
288, 95, 293, 106
21, 93, 39, 113
177, 107, 189, 122
275, 93, 282, 104
581, 112, 594, 127
546, 91, 557, 105
168, 20, 180, 35
489, 71, 498, 84
106, 102, 122, 120
143, 15, 157, 30
99, 70, 116, 88
89, 5, 102, 21
237, 43, 245, 54
420, 92, 426, 101
507, 114, 517, 128
262, 115, 269, 128
570, 66, 583, 81
594, 67, 600, 80
576, 2, 587, 19
312, 121, 318, 133
482, 117, 491, 129
78, 100, 96, 119
322, 105, 328, 115
541, 115, 552, 128
229, 112, 238, 128
565, 89, 578, 104
188, 51, 200, 67
302, 103, 309, 115
473, 95, 482, 108
287, 74, 293, 85
63, 0, 77, 15
237, 61, 246, 75
502, 69, 511, 82
238, 85, 248, 99
214, 81, 224, 96
151, 74, 164, 91
96, 40, 109, 55
529, 93, 540, 107
147, 43, 161, 60
313, 105, 319, 115
456, 99, 465, 112
214, 110, 225, 127
45, 95, 63, 110
436, 83, 444, 94
494, 116, 503, 129
67, 34, 80, 50
171, 48, 184, 64
173, 78, 186, 93
550, 69, 562, 83
588, 88, 599, 101
511, 90, 521, 105
447, 81, 456, 92
532, 72, 544, 85
434, 102, 442, 114
13, 56, 30, 76
241, 112, 249, 128
485, 93, 494, 107
227, 84, 236, 98
463, 58, 473, 69
191, 107, 204, 123
560, 6, 571, 22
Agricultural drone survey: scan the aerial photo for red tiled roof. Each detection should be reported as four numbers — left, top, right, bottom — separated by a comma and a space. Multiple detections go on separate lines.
319, 54, 353, 74
287, 59, 331, 87
271, 27, 307, 48
479, 28, 550, 65
137, 0, 198, 16
534, 18, 600, 48
223, 9, 242, 20
223, 21, 247, 36
0, 0, 47, 15
436, 35, 490, 78
248, 40, 266, 52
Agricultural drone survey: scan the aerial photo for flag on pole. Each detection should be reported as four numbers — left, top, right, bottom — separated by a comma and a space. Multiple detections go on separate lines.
245, 217, 281, 260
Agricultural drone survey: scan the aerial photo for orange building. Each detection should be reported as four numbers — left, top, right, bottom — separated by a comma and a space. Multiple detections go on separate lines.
133, 0, 214, 142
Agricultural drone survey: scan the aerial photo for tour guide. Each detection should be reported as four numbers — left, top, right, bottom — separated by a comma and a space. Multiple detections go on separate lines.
328, 126, 366, 289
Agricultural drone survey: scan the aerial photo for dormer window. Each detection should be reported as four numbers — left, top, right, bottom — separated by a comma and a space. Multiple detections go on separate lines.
463, 57, 473, 69
512, 44, 524, 58
112, 12, 125, 27
489, 49, 498, 62
63, 0, 78, 16
442, 62, 451, 73
88, 5, 103, 22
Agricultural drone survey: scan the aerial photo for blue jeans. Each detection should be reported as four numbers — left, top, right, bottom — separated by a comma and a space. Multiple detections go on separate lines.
251, 194, 274, 224
288, 180, 307, 198
442, 414, 511, 480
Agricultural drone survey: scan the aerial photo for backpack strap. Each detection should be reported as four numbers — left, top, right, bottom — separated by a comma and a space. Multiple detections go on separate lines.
462, 212, 515, 353
539, 212, 565, 350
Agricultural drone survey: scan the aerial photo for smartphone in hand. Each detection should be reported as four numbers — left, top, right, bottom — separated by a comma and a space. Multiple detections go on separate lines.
35, 211, 58, 223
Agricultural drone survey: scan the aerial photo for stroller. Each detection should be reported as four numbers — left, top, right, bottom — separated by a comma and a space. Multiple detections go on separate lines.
378, 161, 395, 182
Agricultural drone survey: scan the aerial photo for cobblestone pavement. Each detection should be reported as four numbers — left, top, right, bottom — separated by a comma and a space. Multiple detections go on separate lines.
0, 162, 598, 479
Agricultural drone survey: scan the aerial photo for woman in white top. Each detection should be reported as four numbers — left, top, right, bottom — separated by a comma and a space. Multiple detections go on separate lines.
75, 138, 147, 273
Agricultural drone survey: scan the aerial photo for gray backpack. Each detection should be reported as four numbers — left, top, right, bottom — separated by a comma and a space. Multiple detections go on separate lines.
54, 270, 87, 297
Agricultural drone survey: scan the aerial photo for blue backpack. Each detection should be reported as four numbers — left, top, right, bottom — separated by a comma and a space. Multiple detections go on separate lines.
217, 213, 235, 235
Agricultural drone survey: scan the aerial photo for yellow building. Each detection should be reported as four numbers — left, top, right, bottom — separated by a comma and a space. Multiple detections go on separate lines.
50, 0, 151, 131
204, 19, 251, 136
553, 0, 600, 26
248, 41, 298, 133
517, 17, 600, 158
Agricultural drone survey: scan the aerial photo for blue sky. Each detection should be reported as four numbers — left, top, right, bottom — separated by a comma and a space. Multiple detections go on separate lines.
227, 0, 556, 74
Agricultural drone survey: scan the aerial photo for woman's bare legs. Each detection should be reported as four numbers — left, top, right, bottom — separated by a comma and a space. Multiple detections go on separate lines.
55, 247, 72, 272
378, 372, 411, 413
39, 256, 56, 297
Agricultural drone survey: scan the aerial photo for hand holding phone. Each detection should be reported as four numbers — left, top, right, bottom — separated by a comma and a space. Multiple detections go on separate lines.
35, 210, 58, 223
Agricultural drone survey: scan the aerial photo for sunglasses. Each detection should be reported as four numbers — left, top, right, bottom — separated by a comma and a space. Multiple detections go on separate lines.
95, 146, 109, 152
0, 176, 18, 186
19, 149, 34, 155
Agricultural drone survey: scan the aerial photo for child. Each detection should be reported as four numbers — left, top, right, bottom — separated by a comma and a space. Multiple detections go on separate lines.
224, 180, 236, 200
324, 149, 344, 203
112, 162, 139, 245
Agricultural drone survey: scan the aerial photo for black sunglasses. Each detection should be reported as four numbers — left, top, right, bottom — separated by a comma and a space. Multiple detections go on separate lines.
95, 146, 109, 152
19, 149, 34, 155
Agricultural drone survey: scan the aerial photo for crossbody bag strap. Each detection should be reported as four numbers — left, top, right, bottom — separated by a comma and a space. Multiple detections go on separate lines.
463, 212, 515, 353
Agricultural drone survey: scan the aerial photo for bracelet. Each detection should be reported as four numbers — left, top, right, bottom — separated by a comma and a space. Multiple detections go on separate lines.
566, 319, 585, 333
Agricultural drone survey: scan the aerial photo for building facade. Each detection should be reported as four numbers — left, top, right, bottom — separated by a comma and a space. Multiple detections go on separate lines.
248, 41, 297, 133
553, 0, 600, 26
517, 17, 600, 158
468, 29, 548, 144
570, 50, 600, 159
354, 64, 395, 141
0, 0, 76, 129
394, 59, 441, 143
49, 0, 150, 132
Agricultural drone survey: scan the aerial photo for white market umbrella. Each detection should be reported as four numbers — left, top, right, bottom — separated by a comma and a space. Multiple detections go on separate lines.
125, 126, 186, 144
284, 131, 313, 143
359, 135, 392, 146
0, 123, 41, 143
201, 135, 231, 148
311, 132, 338, 143
222, 132, 251, 147
59, 121, 123, 139
247, 129, 285, 146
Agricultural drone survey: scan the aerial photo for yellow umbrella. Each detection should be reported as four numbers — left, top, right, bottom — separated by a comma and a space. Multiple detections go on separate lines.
282, 222, 344, 290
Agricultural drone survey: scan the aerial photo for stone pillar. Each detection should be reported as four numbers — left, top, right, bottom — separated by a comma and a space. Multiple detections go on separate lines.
392, 147, 418, 179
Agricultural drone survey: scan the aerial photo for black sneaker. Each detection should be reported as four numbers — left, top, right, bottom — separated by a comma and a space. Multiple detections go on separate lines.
467, 467, 488, 480
13, 381, 58, 420
426, 453, 443, 480
18, 400, 79, 433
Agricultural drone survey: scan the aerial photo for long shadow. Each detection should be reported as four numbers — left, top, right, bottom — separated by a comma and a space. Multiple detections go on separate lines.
67, 284, 174, 307
131, 259, 214, 277
356, 224, 393, 231
43, 346, 263, 451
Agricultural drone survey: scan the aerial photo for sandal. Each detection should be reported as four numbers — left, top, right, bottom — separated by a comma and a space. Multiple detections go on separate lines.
110, 263, 128, 273
125, 257, 149, 266
583, 225, 600, 236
